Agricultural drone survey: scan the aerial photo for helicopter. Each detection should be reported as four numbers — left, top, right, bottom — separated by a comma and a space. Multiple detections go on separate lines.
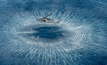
36, 13, 61, 23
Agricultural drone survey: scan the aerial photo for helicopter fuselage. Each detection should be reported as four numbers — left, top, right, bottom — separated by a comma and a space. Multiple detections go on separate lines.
37, 17, 55, 23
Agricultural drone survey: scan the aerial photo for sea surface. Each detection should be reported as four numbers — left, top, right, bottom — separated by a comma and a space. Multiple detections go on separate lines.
0, 0, 107, 65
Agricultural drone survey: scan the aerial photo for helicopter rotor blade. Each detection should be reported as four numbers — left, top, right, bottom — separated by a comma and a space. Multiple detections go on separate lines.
43, 13, 53, 18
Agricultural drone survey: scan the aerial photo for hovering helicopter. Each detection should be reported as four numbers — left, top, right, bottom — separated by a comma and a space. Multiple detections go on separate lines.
36, 13, 61, 23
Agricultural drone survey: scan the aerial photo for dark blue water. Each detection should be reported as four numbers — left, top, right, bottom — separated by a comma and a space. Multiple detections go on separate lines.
0, 0, 107, 65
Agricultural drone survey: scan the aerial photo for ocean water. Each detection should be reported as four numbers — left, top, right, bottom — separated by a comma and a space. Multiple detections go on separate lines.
0, 0, 107, 65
